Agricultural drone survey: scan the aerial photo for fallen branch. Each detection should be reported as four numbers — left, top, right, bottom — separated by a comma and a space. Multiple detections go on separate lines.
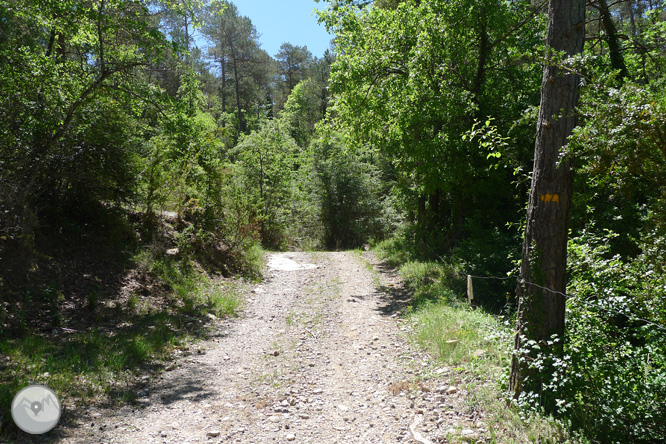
304, 327, 318, 340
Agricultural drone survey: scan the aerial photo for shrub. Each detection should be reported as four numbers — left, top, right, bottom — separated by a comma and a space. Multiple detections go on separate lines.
560, 231, 666, 443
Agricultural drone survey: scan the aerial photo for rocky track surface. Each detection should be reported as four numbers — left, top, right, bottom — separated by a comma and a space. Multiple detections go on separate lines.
53, 252, 487, 443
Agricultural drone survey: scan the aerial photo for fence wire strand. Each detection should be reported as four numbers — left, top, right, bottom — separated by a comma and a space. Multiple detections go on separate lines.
417, 238, 666, 332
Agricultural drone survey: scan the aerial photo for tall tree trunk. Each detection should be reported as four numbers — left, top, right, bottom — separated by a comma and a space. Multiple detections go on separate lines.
624, 0, 637, 38
598, 0, 629, 81
184, 13, 190, 55
228, 39, 245, 134
220, 55, 227, 122
57, 33, 66, 64
509, 0, 585, 412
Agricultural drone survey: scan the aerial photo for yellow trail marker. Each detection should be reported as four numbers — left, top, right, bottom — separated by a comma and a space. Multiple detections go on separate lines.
539, 194, 560, 203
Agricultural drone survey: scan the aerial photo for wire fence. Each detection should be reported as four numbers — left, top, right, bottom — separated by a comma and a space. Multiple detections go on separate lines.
416, 238, 666, 333
469, 273, 666, 333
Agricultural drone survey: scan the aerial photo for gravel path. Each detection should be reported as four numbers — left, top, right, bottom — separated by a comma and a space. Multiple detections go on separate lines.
54, 252, 486, 443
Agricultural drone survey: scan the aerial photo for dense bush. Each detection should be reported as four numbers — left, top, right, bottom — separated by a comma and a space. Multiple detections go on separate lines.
308, 132, 384, 249
562, 231, 666, 443
234, 119, 300, 249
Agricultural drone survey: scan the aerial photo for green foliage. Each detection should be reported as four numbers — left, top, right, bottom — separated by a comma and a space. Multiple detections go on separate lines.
320, 0, 542, 193
274, 43, 315, 111
374, 238, 582, 443
561, 231, 666, 443
317, 0, 543, 289
0, 257, 248, 437
308, 132, 384, 249
0, 0, 172, 241
398, 261, 463, 306
235, 119, 300, 249
141, 75, 224, 220
201, 0, 274, 135
2, 0, 666, 441
141, 250, 250, 317
568, 75, 666, 253
281, 78, 327, 147
408, 300, 512, 370
375, 232, 467, 307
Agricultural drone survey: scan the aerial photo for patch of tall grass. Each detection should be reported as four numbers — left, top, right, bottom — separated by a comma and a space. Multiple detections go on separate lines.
374, 236, 587, 443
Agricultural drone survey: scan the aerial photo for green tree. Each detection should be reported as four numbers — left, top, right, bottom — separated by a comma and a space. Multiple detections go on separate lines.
509, 0, 586, 412
274, 43, 314, 111
282, 78, 327, 148
202, 0, 273, 135
0, 0, 174, 244
309, 132, 382, 249
319, 0, 544, 253
235, 120, 299, 248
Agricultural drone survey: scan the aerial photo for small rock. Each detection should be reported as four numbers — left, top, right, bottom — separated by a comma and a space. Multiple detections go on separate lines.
268, 416, 280, 423
447, 386, 458, 395
160, 431, 168, 437
206, 313, 217, 321
206, 430, 221, 437
298, 413, 310, 419
461, 429, 479, 440
165, 363, 177, 371
166, 248, 179, 256
338, 404, 349, 412
273, 350, 280, 357
472, 349, 486, 358
286, 433, 296, 441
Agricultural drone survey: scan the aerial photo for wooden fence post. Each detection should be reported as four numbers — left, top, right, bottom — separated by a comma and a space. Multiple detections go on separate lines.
467, 275, 474, 305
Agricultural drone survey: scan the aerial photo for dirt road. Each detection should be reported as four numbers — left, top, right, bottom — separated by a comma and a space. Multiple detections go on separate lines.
54, 252, 482, 444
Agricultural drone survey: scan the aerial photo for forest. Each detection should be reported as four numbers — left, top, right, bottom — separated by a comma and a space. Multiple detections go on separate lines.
1, 0, 665, 442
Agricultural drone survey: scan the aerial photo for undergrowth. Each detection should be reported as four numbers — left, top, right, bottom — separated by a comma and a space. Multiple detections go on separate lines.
0, 214, 263, 439
374, 236, 587, 444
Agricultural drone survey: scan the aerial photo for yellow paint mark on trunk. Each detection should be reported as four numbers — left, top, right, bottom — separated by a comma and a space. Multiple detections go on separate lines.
540, 194, 560, 203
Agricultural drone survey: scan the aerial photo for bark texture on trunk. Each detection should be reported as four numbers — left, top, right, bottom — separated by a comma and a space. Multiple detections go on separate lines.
509, 0, 585, 411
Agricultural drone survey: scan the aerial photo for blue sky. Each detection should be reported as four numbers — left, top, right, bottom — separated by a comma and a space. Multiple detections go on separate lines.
231, 0, 333, 59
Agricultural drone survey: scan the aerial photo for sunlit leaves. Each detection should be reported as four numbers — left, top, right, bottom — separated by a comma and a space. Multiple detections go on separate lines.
322, 0, 542, 197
